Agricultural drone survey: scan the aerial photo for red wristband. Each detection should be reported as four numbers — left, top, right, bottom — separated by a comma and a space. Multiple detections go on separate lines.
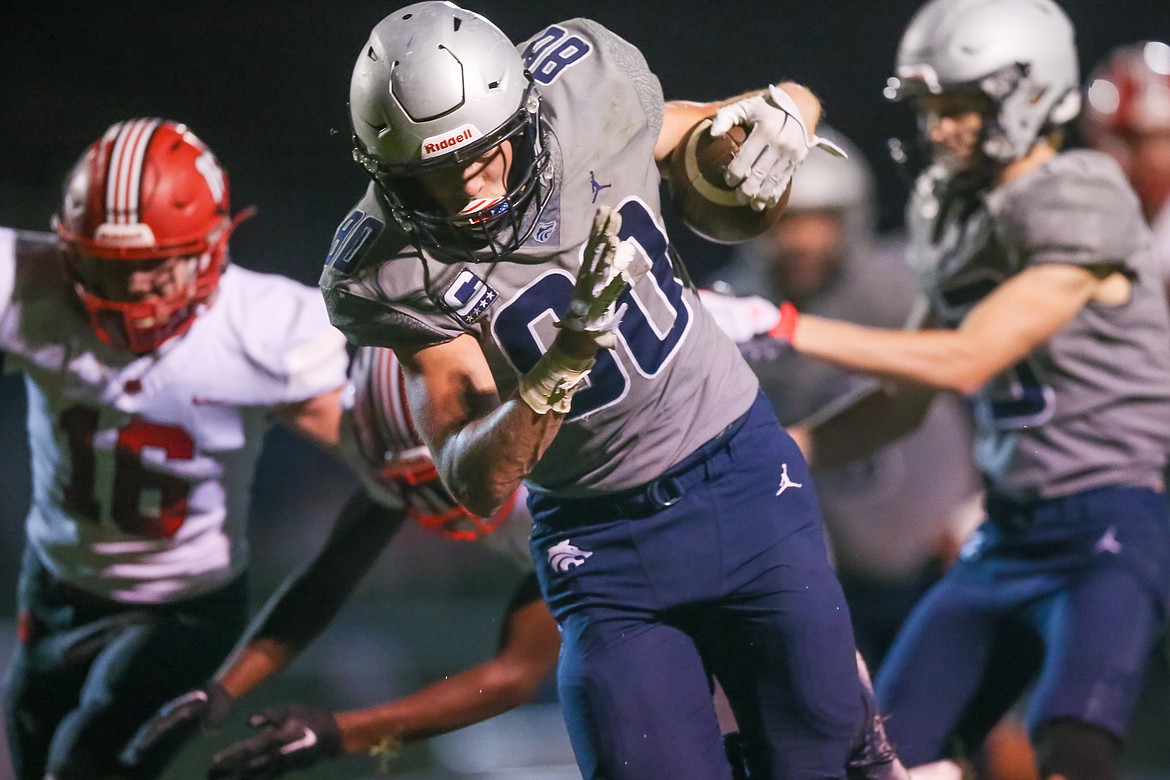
767, 301, 799, 342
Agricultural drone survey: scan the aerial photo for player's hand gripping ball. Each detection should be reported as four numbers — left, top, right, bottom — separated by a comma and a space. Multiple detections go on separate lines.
667, 118, 790, 244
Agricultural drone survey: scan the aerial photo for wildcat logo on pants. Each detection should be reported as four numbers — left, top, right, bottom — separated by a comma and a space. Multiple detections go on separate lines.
548, 539, 593, 573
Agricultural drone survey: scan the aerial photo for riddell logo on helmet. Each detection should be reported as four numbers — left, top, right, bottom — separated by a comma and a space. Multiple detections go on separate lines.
421, 124, 480, 158
94, 223, 157, 248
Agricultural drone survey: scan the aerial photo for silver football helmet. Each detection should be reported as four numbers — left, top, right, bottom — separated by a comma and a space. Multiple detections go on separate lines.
885, 0, 1081, 164
786, 126, 877, 246
349, 1, 550, 260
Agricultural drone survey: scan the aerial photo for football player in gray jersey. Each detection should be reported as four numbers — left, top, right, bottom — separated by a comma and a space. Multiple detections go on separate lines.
319, 2, 872, 778
762, 1, 1170, 779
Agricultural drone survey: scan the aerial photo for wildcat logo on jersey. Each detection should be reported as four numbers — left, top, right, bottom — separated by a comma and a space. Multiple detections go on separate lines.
442, 269, 498, 325
534, 220, 557, 243
548, 539, 593, 573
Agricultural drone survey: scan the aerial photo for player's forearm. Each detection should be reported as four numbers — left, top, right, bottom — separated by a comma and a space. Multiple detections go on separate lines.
335, 596, 558, 753
436, 328, 599, 516
334, 658, 547, 753
219, 493, 401, 696
216, 639, 296, 699
436, 397, 561, 517
793, 314, 989, 394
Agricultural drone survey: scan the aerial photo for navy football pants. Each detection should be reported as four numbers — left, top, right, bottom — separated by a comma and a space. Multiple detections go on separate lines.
875, 485, 1170, 767
4, 548, 248, 780
531, 393, 862, 779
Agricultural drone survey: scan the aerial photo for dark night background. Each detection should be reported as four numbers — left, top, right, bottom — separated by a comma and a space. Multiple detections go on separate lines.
2, 2, 1170, 778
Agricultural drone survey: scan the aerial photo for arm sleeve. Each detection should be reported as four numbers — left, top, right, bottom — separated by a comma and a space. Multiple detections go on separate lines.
323, 285, 453, 351
248, 490, 406, 650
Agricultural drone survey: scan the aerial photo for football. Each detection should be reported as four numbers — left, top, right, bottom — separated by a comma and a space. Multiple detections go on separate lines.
667, 118, 789, 244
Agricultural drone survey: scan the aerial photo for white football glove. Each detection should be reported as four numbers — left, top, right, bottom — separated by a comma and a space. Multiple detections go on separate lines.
558, 206, 649, 349
710, 84, 847, 212
696, 288, 782, 344
517, 206, 649, 415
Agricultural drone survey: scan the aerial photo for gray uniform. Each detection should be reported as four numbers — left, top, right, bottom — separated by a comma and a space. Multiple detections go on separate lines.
322, 19, 869, 777
321, 19, 759, 497
723, 236, 983, 580
906, 150, 1170, 500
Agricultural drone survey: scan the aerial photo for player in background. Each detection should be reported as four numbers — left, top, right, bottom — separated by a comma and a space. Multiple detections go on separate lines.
1082, 41, 1170, 297
124, 344, 909, 780
319, 3, 866, 777
715, 126, 982, 668
749, 1, 1170, 779
0, 118, 348, 780
120, 344, 554, 779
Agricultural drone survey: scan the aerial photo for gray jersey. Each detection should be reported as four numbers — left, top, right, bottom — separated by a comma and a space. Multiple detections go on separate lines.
906, 150, 1170, 500
722, 236, 983, 578
321, 19, 759, 497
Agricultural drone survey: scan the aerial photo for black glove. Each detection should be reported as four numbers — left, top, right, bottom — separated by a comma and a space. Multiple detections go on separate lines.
209, 704, 342, 779
121, 682, 234, 767
845, 684, 903, 780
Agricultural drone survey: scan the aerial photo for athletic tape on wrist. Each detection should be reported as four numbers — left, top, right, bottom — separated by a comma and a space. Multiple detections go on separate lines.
518, 344, 597, 415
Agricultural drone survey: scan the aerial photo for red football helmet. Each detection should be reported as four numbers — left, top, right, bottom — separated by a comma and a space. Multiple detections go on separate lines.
1082, 42, 1170, 217
347, 347, 509, 541
55, 118, 235, 353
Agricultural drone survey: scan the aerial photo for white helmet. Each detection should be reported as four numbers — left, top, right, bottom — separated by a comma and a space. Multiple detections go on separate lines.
787, 128, 874, 213
349, 1, 550, 260
785, 126, 877, 245
885, 0, 1081, 163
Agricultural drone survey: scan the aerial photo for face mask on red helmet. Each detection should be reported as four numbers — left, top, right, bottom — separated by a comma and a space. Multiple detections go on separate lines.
54, 118, 242, 354
344, 346, 510, 541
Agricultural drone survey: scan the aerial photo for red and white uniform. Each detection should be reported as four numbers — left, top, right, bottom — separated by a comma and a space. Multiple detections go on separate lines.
0, 227, 348, 603
340, 345, 532, 569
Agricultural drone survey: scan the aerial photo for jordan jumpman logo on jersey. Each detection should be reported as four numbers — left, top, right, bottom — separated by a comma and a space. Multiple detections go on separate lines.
775, 463, 803, 496
589, 171, 612, 203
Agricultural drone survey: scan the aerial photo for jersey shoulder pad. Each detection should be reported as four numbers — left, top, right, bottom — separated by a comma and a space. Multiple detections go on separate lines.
217, 266, 348, 398
520, 18, 663, 145
319, 189, 457, 352
994, 149, 1147, 269
321, 186, 408, 282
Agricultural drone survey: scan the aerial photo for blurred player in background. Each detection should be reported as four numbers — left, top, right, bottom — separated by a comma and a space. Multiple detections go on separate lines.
1082, 41, 1170, 297
716, 126, 983, 669
754, 1, 1170, 778
318, 2, 868, 778
0, 118, 348, 779
121, 345, 556, 779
